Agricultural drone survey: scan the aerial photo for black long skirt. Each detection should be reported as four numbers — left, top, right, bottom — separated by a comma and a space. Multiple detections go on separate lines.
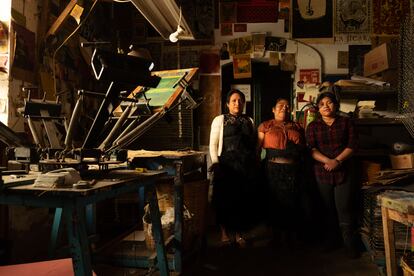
212, 152, 261, 233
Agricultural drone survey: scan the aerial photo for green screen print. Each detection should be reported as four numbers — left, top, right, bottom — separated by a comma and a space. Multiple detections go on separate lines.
141, 75, 182, 107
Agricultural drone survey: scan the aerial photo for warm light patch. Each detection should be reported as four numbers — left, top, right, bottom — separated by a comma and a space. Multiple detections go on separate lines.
0, 0, 11, 22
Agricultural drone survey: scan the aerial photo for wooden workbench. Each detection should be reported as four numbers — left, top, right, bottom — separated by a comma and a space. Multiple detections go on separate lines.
380, 190, 414, 276
0, 170, 168, 276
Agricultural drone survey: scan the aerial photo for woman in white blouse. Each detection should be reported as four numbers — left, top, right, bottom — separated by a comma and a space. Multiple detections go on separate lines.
209, 89, 258, 247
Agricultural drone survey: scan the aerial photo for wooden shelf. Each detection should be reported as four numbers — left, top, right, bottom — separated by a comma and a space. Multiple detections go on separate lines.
355, 118, 403, 125
339, 87, 397, 100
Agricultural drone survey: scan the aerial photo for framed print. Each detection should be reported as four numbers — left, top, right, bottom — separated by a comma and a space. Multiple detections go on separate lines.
292, 0, 333, 39
233, 54, 252, 79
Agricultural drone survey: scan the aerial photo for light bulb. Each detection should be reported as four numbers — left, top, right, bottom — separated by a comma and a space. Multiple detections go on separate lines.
169, 26, 184, 43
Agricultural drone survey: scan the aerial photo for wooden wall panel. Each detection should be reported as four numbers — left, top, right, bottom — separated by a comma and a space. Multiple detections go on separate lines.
196, 75, 221, 146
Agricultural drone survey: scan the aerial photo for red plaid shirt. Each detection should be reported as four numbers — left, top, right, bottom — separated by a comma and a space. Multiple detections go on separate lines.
305, 116, 357, 185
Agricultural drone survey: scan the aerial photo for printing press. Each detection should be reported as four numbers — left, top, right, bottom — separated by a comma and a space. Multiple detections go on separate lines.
0, 45, 201, 188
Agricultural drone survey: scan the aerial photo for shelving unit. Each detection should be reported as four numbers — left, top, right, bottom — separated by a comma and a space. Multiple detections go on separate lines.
336, 86, 409, 158
339, 86, 396, 100
355, 118, 403, 126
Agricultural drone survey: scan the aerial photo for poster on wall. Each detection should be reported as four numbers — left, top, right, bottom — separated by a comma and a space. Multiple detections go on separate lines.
231, 84, 251, 101
265, 37, 287, 52
228, 36, 253, 56
292, 0, 333, 39
10, 21, 35, 82
280, 53, 296, 71
335, 0, 371, 43
373, 0, 410, 35
336, 0, 370, 33
233, 54, 252, 79
299, 69, 320, 84
337, 51, 349, 69
182, 0, 215, 40
0, 22, 7, 54
269, 52, 280, 66
252, 33, 266, 57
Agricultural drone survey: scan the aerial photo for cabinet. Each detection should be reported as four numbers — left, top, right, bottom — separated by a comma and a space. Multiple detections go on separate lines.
338, 86, 413, 158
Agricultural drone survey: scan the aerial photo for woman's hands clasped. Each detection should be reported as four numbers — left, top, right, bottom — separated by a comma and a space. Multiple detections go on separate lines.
323, 158, 340, 172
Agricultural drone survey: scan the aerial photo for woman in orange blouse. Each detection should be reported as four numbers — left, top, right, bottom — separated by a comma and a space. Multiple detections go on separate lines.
258, 98, 305, 244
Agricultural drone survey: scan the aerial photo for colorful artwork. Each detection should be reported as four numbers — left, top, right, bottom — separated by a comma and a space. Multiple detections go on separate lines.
228, 36, 253, 56
373, 0, 410, 35
233, 54, 252, 79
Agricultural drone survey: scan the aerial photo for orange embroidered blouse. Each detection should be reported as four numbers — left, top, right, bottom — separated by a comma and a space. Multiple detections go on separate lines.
258, 119, 304, 149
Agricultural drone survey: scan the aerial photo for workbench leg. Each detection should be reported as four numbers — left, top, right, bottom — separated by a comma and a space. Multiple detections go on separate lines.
85, 204, 96, 235
173, 161, 183, 273
65, 205, 93, 276
49, 207, 63, 257
382, 206, 398, 276
148, 185, 169, 276
139, 186, 145, 224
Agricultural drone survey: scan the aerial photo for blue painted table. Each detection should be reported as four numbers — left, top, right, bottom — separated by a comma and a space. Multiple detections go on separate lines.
0, 170, 168, 276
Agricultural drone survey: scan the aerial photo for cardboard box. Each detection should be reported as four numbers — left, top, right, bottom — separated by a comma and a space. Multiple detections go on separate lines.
364, 43, 397, 77
390, 153, 414, 169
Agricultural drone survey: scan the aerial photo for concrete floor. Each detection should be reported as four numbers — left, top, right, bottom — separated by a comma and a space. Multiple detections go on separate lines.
94, 224, 380, 276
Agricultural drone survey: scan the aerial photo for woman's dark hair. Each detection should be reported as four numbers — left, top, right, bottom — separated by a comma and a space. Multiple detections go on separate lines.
315, 92, 340, 111
226, 89, 245, 104
274, 98, 289, 107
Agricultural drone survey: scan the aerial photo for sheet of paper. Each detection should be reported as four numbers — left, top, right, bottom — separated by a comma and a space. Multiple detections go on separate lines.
303, 86, 319, 103
357, 100, 376, 108
340, 99, 358, 113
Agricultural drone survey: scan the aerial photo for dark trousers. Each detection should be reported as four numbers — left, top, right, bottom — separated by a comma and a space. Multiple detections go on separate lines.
317, 171, 354, 243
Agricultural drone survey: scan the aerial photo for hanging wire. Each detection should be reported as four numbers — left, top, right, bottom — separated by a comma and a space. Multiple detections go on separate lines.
52, 0, 99, 97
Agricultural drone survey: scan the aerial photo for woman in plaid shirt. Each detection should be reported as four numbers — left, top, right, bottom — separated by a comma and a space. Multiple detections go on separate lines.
305, 92, 359, 258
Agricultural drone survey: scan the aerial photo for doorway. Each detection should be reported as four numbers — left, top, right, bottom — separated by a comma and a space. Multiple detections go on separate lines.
221, 61, 293, 124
